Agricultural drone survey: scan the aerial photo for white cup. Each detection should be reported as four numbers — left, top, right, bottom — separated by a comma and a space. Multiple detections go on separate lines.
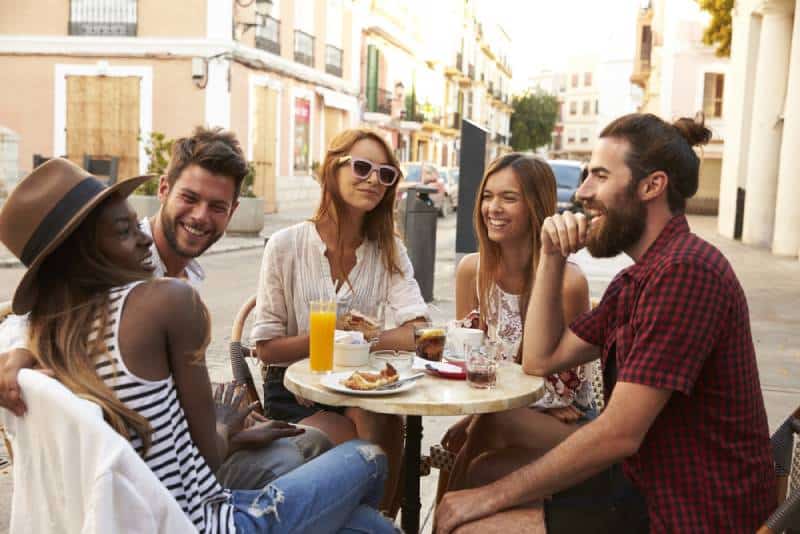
450, 327, 484, 355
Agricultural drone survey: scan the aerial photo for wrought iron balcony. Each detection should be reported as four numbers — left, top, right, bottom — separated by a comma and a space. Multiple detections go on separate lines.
294, 30, 315, 67
325, 45, 343, 77
69, 0, 137, 36
255, 15, 280, 54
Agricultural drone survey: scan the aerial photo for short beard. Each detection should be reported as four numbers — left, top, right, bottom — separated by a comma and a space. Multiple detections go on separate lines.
159, 208, 216, 259
585, 183, 646, 258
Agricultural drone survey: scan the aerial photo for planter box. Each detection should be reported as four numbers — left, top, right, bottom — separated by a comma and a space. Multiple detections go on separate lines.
128, 195, 161, 220
227, 196, 265, 236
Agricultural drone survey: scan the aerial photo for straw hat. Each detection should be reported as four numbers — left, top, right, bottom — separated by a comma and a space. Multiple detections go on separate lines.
0, 158, 153, 314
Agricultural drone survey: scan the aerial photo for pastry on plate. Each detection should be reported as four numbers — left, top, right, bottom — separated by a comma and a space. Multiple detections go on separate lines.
341, 363, 398, 390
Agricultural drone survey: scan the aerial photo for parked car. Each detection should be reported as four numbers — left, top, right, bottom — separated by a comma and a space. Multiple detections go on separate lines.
438, 166, 459, 216
398, 162, 448, 216
547, 159, 584, 213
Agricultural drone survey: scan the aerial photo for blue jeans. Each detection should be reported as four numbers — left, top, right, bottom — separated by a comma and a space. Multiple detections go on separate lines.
230, 440, 397, 534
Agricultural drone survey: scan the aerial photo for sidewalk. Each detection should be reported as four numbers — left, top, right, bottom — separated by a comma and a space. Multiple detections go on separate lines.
0, 206, 317, 268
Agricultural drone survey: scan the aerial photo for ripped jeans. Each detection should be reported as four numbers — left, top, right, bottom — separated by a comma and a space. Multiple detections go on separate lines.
230, 440, 397, 534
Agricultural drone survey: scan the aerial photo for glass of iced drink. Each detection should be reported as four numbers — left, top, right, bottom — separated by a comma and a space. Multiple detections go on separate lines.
414, 323, 446, 362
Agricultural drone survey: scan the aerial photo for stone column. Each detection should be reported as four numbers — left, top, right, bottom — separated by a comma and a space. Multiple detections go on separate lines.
742, 0, 794, 247
772, 3, 800, 257
717, 4, 762, 238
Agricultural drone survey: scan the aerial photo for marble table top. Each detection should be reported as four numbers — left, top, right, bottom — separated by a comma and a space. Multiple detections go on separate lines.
284, 359, 544, 416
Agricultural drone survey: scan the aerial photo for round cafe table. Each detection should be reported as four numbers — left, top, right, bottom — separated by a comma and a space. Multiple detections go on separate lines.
284, 359, 544, 533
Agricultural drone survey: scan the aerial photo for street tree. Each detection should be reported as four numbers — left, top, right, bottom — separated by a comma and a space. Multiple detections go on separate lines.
697, 0, 733, 57
510, 90, 559, 152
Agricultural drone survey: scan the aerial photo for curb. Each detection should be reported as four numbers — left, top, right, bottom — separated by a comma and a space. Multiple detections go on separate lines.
0, 241, 266, 269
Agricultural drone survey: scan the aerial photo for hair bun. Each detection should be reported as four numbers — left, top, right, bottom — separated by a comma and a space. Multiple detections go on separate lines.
673, 114, 712, 147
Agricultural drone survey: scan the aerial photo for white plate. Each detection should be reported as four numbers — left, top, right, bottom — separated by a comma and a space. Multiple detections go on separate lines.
320, 370, 418, 396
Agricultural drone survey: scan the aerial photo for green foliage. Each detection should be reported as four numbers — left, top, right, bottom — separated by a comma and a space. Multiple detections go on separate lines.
510, 90, 560, 151
240, 162, 256, 198
697, 0, 733, 57
137, 131, 175, 195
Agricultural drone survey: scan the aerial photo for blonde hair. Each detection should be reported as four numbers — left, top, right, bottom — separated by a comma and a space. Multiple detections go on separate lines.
473, 154, 556, 360
311, 128, 403, 281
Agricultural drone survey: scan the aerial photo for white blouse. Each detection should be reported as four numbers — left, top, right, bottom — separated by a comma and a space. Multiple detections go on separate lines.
250, 222, 429, 361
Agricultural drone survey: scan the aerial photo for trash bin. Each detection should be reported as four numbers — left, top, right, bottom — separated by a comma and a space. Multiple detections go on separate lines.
398, 184, 438, 302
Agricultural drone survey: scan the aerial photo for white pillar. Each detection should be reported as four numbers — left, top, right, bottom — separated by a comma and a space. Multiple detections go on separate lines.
742, 1, 794, 247
772, 4, 800, 257
717, 5, 762, 238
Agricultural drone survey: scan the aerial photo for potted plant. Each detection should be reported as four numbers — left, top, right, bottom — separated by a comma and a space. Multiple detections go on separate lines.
129, 132, 173, 219
226, 162, 265, 236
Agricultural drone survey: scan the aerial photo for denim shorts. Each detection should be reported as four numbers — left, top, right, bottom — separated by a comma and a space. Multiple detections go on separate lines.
262, 365, 347, 423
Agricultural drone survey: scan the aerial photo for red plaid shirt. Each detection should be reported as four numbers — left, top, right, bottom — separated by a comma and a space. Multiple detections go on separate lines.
571, 215, 774, 532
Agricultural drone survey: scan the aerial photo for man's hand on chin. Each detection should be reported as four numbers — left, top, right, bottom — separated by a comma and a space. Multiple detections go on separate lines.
435, 486, 499, 534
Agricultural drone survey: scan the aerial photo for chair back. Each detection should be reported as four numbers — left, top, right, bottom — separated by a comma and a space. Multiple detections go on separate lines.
229, 295, 263, 412
760, 406, 800, 533
82, 155, 120, 184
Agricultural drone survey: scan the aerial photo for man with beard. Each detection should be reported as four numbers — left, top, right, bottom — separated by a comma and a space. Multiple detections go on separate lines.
0, 127, 333, 491
436, 113, 774, 533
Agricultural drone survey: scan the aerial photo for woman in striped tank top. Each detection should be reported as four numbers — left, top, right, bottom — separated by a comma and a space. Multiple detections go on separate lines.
0, 160, 397, 533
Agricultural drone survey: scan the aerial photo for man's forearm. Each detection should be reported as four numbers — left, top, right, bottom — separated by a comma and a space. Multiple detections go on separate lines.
484, 415, 634, 512
521, 254, 568, 373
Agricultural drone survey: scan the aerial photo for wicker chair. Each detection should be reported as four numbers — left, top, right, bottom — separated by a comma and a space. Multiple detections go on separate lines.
0, 300, 14, 466
759, 406, 800, 533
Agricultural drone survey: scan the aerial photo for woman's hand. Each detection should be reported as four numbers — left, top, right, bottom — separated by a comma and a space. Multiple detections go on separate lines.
543, 405, 583, 424
441, 415, 473, 453
214, 382, 258, 440
0, 349, 51, 416
230, 415, 306, 451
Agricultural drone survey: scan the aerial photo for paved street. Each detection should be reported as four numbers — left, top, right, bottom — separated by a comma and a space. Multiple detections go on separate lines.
0, 211, 798, 532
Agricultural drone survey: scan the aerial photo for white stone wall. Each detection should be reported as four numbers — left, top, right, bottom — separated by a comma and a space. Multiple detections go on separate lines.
0, 127, 20, 197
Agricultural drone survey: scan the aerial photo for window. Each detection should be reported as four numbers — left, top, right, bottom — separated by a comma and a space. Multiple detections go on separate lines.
582, 100, 591, 115
595, 99, 599, 114
567, 129, 575, 144
255, 0, 280, 54
569, 101, 577, 116
69, 0, 137, 36
703, 72, 724, 118
580, 129, 589, 144
571, 73, 578, 88
641, 25, 652, 67
294, 30, 314, 66
294, 98, 311, 172
584, 72, 592, 86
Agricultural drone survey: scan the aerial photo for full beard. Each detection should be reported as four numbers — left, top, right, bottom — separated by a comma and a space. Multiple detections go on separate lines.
585, 191, 646, 258
160, 209, 219, 259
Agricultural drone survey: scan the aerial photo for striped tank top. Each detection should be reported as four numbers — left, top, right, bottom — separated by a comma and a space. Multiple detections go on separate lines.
92, 282, 235, 533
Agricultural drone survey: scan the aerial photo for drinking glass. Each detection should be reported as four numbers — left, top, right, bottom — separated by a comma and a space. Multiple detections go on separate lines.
466, 348, 497, 389
414, 322, 447, 361
309, 300, 336, 373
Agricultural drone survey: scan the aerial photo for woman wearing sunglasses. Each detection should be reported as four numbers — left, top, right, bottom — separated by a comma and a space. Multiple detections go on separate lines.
251, 128, 429, 513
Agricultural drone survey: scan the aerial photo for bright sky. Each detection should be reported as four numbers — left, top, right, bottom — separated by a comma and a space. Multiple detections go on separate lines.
491, 0, 644, 91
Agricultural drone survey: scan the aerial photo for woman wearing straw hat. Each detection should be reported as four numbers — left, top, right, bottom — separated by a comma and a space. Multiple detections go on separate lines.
0, 158, 397, 534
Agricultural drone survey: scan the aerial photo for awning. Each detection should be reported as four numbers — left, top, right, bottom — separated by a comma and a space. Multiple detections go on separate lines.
316, 87, 358, 112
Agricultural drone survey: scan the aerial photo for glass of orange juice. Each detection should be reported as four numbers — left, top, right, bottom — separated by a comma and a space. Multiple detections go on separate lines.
309, 300, 336, 373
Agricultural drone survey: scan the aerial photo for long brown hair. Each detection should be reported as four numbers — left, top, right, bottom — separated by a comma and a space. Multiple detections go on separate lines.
28, 194, 155, 453
473, 154, 556, 357
311, 128, 403, 280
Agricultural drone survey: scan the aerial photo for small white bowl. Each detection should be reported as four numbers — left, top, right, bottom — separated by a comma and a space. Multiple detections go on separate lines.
333, 342, 370, 367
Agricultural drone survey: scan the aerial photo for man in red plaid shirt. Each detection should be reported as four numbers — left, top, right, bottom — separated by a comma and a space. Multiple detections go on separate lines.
436, 113, 774, 533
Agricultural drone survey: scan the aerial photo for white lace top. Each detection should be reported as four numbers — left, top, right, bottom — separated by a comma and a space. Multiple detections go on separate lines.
483, 284, 594, 411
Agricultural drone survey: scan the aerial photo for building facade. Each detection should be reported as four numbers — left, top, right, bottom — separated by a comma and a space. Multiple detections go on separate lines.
0, 0, 362, 212
717, 0, 800, 259
632, 0, 728, 214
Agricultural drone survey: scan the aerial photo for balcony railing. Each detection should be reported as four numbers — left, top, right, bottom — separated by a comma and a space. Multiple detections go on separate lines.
255, 15, 280, 54
69, 0, 137, 36
325, 45, 343, 77
367, 88, 392, 115
294, 30, 315, 67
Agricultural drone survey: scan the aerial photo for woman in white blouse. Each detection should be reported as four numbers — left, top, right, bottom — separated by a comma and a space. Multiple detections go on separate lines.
251, 128, 429, 512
